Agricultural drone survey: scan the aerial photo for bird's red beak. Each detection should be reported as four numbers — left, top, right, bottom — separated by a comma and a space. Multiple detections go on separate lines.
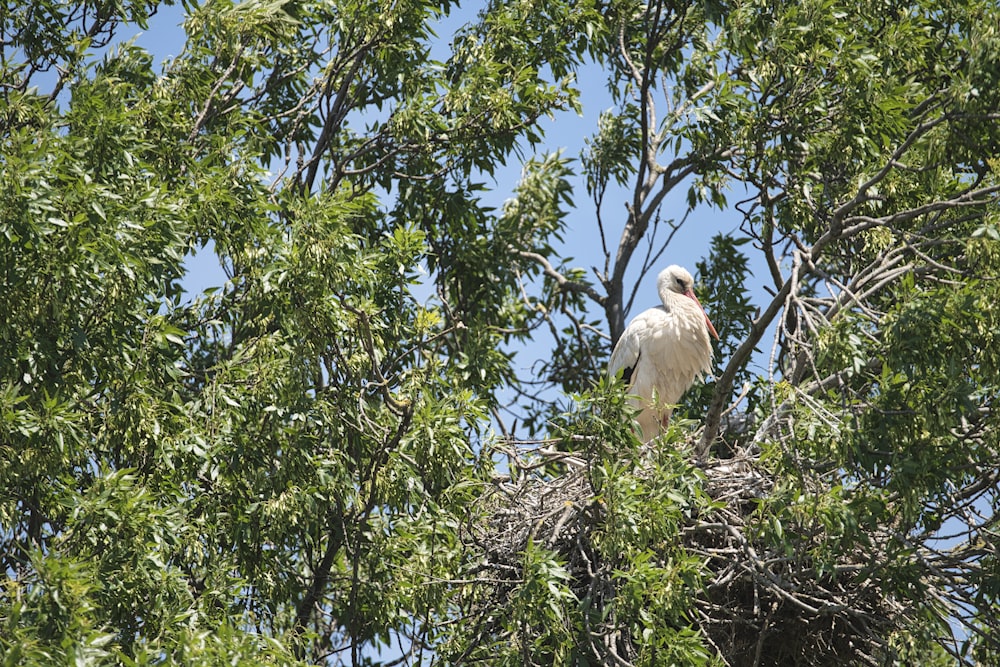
684, 290, 720, 340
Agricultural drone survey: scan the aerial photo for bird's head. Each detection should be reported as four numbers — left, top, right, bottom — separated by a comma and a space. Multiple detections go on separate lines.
657, 265, 720, 340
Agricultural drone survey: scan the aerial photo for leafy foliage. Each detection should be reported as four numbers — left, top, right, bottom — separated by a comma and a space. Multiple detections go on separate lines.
2, 0, 1000, 665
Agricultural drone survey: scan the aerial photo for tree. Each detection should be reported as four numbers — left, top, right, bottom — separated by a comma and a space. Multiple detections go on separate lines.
2, 0, 601, 662
2, 1, 1000, 666
481, 0, 1000, 663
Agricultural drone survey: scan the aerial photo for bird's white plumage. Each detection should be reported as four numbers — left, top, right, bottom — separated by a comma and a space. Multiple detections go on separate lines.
608, 266, 715, 441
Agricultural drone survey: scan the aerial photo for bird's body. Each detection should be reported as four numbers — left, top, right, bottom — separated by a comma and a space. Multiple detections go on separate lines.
608, 265, 718, 441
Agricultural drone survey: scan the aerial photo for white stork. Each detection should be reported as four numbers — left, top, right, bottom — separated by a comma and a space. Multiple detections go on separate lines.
608, 265, 719, 441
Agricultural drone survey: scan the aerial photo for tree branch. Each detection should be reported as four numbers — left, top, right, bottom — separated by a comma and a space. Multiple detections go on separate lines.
516, 249, 606, 306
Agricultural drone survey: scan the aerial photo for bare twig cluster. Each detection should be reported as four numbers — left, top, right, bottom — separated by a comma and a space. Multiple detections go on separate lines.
686, 459, 904, 667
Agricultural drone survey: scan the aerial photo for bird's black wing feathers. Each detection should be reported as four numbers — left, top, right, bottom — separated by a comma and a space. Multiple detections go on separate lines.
621, 352, 638, 385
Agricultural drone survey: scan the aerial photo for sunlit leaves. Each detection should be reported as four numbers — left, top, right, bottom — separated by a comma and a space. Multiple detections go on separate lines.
583, 109, 640, 194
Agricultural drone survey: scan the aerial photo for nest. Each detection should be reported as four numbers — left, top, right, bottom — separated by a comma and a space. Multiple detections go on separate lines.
467, 439, 907, 667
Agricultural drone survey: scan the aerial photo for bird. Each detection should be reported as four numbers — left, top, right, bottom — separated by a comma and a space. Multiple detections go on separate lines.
608, 265, 719, 441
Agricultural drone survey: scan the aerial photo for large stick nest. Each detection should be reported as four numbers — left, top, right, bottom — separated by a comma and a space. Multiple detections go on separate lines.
467, 438, 909, 667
